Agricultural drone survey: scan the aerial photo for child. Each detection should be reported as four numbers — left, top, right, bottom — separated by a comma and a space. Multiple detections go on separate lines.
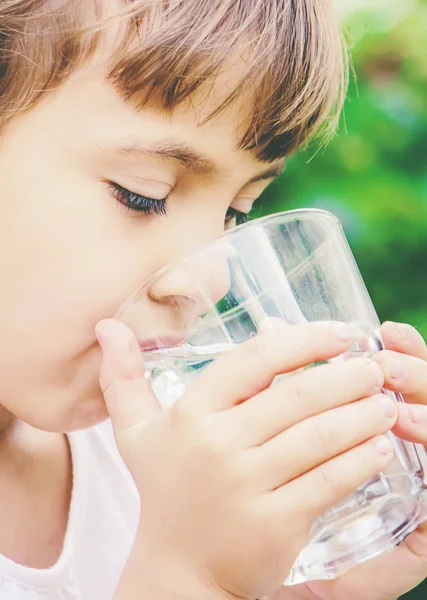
0, 1, 426, 599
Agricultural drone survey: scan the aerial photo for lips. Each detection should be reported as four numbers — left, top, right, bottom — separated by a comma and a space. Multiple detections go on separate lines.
138, 336, 187, 352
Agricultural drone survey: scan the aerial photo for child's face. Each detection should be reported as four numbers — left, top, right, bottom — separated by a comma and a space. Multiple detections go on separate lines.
0, 63, 282, 432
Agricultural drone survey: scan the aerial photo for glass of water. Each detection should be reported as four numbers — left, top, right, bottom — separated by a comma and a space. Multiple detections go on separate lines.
117, 208, 427, 585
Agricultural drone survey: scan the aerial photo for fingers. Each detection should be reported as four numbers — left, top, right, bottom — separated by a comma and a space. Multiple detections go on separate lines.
378, 322, 427, 446
96, 319, 161, 433
228, 358, 384, 446
251, 393, 397, 490
392, 403, 427, 444
375, 350, 427, 405
272, 435, 394, 526
185, 321, 353, 413
381, 321, 427, 362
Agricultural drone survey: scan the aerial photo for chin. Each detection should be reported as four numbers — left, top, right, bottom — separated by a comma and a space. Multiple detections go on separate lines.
58, 398, 110, 433
54, 393, 109, 434
39, 349, 109, 432
1, 347, 111, 433
16, 383, 110, 434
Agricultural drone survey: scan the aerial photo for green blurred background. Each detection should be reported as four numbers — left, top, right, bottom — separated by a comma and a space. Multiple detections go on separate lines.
259, 1, 427, 597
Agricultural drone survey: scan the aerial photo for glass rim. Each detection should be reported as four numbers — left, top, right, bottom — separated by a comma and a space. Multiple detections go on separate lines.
117, 208, 340, 314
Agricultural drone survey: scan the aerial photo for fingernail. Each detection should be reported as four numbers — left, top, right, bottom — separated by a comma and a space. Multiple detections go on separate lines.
377, 394, 397, 418
368, 361, 385, 388
95, 319, 120, 345
95, 324, 110, 345
334, 322, 352, 342
375, 436, 394, 456
389, 321, 407, 344
389, 358, 405, 380
407, 404, 427, 424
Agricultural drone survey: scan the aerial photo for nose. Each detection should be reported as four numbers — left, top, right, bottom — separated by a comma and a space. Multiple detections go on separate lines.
148, 242, 233, 328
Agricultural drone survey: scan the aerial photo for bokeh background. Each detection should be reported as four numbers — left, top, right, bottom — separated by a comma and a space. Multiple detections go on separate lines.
258, 1, 427, 597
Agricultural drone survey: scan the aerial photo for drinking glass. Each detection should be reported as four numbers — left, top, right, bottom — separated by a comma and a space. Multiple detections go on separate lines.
117, 209, 427, 585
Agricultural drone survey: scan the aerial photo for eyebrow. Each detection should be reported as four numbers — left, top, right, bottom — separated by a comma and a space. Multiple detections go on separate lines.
247, 164, 284, 184
111, 140, 284, 183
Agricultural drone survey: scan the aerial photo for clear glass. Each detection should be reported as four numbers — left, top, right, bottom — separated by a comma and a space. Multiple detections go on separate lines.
117, 209, 427, 585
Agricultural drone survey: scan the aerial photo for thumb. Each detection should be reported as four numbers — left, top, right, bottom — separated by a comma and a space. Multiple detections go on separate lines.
95, 318, 161, 434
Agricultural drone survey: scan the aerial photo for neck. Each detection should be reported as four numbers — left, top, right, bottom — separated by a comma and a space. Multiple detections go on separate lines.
0, 409, 72, 568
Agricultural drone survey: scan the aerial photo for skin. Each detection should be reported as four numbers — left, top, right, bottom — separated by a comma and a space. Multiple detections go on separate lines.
0, 53, 426, 599
0, 61, 281, 435
0, 60, 281, 566
98, 319, 396, 600
98, 319, 427, 600
268, 322, 427, 600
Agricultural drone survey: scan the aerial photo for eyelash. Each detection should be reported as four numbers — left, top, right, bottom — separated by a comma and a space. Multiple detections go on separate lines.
109, 182, 168, 216
108, 182, 249, 226
225, 208, 248, 227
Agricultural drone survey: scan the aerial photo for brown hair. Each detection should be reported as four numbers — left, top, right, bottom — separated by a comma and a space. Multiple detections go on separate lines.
0, 0, 347, 160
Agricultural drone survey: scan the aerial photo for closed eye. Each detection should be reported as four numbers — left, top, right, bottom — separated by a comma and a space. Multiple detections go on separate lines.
108, 181, 249, 228
225, 207, 248, 229
108, 182, 168, 216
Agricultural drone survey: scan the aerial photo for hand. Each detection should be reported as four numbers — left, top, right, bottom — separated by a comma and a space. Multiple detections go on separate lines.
377, 321, 427, 445
273, 321, 427, 600
96, 319, 396, 600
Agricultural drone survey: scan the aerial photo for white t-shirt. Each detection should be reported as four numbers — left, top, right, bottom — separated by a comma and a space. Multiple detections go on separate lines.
0, 421, 140, 599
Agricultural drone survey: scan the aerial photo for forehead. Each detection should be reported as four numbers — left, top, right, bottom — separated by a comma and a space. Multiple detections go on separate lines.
0, 0, 344, 167
44, 63, 283, 177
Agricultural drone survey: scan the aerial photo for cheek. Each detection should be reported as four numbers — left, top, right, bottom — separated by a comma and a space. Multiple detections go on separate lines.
0, 200, 141, 429
0, 201, 128, 361
0, 160, 145, 349
0, 158, 156, 424
0, 119, 226, 428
